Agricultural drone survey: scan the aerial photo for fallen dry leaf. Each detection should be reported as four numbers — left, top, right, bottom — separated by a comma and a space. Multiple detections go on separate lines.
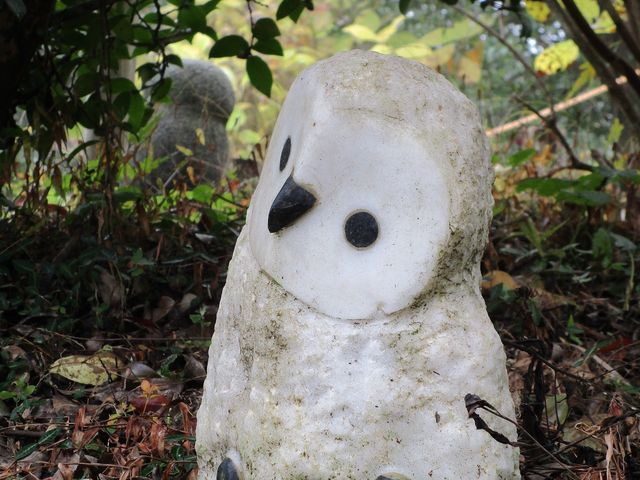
49, 349, 120, 386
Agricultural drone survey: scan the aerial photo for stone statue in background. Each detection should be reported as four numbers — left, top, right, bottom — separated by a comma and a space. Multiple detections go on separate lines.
196, 50, 520, 480
137, 59, 235, 189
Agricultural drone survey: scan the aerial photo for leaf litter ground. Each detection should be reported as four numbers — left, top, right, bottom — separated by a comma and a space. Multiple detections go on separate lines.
0, 178, 639, 479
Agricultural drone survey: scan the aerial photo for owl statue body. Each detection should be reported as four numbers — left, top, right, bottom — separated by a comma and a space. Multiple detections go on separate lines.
196, 50, 520, 480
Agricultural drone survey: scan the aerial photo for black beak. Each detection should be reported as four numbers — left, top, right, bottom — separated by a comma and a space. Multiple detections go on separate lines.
268, 175, 316, 233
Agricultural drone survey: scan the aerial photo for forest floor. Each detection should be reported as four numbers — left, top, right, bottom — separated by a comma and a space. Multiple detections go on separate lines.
0, 173, 639, 479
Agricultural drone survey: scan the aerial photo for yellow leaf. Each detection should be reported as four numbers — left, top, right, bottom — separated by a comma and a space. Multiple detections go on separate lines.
420, 17, 487, 47
423, 44, 455, 69
481, 270, 519, 292
50, 350, 119, 386
457, 44, 484, 84
395, 43, 433, 60
526, 1, 551, 22
575, 0, 600, 24
534, 40, 580, 75
195, 128, 205, 145
371, 44, 393, 55
343, 24, 379, 42
175, 144, 193, 156
187, 165, 196, 183
376, 16, 405, 43
567, 62, 595, 98
607, 118, 624, 144
354, 10, 381, 31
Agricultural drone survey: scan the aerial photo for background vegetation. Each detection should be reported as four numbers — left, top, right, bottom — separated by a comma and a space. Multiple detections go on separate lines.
0, 0, 638, 478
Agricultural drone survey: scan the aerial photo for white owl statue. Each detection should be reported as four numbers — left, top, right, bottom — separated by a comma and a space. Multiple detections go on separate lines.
196, 50, 520, 480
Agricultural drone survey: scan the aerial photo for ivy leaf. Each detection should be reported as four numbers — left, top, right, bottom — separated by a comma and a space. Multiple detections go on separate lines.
246, 56, 272, 97
209, 35, 250, 58
252, 38, 284, 56
253, 18, 280, 40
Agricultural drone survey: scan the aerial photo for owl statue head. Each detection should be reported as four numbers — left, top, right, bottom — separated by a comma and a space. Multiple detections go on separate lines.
247, 50, 493, 321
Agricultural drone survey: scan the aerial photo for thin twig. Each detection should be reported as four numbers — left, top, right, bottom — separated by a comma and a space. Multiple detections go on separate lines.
513, 96, 593, 171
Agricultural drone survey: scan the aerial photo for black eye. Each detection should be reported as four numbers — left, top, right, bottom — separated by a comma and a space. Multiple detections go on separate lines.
344, 211, 378, 248
279, 137, 291, 171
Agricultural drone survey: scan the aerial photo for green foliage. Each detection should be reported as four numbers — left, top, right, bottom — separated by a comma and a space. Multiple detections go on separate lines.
0, 0, 308, 213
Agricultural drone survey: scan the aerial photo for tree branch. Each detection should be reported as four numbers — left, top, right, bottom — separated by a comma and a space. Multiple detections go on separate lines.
623, 0, 640, 44
514, 96, 593, 171
598, 0, 640, 65
546, 0, 640, 138
561, 0, 640, 99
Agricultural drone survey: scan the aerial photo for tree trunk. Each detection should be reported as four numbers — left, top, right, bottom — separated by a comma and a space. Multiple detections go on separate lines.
546, 0, 640, 142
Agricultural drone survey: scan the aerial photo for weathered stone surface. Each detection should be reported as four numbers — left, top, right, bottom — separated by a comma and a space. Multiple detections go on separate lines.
196, 50, 520, 479
137, 59, 235, 189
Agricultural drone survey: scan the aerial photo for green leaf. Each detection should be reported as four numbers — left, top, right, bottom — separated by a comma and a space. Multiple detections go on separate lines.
165, 54, 183, 67
246, 56, 272, 97
399, 0, 411, 14
201, 0, 221, 14
607, 118, 624, 144
517, 178, 573, 196
5, 0, 26, 18
252, 38, 284, 56
151, 78, 172, 102
592, 228, 612, 260
110, 77, 136, 93
0, 390, 15, 400
209, 35, 250, 58
113, 92, 131, 120
137, 63, 157, 83
74, 73, 100, 97
439, 0, 458, 4
113, 186, 143, 203
507, 148, 536, 167
15, 428, 62, 460
276, 0, 304, 21
610, 233, 637, 252
556, 190, 611, 206
128, 92, 146, 131
177, 5, 208, 33
253, 18, 280, 40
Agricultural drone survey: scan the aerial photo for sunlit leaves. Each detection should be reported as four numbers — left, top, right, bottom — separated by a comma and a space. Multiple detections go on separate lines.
534, 40, 580, 75
526, 1, 551, 22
